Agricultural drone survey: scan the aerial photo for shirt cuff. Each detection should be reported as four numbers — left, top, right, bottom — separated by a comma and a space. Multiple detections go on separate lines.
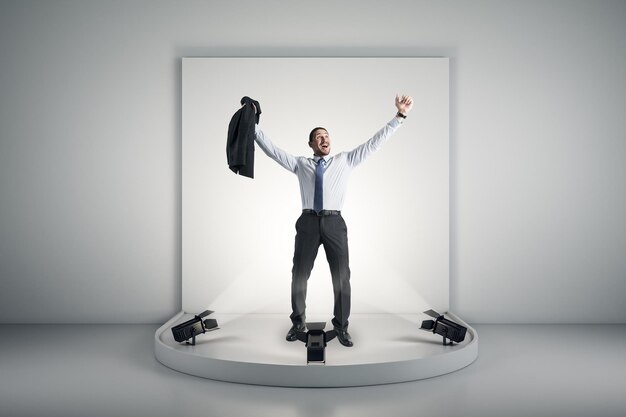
390, 116, 403, 127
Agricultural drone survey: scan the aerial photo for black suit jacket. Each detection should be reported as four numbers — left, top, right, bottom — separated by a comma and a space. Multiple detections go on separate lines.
226, 96, 261, 178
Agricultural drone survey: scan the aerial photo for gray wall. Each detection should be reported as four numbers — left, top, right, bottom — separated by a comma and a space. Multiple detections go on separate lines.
1, 0, 624, 324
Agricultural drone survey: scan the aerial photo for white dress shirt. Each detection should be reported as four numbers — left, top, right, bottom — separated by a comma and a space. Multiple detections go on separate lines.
254, 117, 403, 211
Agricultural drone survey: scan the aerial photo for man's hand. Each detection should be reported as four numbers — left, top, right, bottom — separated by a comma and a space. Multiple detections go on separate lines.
241, 102, 257, 114
395, 94, 414, 115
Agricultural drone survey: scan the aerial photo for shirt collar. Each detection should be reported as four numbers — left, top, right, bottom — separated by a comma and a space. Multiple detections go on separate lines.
313, 155, 332, 163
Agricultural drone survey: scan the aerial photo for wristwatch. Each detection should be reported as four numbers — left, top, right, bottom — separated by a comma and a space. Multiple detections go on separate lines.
396, 112, 407, 119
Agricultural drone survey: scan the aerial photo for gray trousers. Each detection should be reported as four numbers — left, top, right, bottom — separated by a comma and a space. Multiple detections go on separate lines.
290, 212, 351, 330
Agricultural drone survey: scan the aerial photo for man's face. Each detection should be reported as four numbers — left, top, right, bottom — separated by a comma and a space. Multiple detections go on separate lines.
309, 128, 331, 157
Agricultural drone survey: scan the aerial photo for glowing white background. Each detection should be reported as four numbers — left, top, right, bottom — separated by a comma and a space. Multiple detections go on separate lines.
183, 57, 448, 316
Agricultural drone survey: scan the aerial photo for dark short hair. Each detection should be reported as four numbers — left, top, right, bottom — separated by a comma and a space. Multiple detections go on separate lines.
309, 127, 328, 143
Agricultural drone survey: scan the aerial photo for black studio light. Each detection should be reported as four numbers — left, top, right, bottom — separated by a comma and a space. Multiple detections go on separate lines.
420, 309, 467, 345
171, 310, 219, 345
295, 322, 337, 364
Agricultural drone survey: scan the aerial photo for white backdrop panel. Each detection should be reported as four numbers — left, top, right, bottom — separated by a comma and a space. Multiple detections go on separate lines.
182, 57, 449, 316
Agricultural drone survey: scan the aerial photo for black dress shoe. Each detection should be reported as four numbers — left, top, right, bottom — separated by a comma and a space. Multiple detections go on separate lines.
334, 328, 353, 347
286, 323, 306, 342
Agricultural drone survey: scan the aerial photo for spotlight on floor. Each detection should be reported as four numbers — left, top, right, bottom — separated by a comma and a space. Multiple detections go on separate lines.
295, 322, 337, 364
420, 309, 467, 345
171, 310, 219, 345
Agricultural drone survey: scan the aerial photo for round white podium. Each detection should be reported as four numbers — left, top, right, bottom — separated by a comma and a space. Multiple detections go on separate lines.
155, 312, 478, 387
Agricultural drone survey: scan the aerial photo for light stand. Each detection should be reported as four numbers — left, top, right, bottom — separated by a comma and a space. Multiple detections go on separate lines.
295, 322, 337, 364
171, 310, 219, 345
420, 309, 467, 345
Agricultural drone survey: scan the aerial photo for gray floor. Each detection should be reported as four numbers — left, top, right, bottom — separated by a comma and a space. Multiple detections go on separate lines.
1, 324, 625, 417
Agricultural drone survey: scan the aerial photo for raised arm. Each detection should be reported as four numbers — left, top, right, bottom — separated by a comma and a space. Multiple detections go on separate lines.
346, 94, 414, 167
254, 125, 298, 173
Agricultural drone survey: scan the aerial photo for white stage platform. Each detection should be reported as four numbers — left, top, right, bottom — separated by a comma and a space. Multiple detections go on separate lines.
154, 312, 478, 387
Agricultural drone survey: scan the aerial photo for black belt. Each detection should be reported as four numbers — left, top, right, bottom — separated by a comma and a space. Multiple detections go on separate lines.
302, 209, 341, 216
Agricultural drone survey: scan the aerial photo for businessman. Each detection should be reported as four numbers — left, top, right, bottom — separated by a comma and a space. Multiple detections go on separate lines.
251, 94, 413, 347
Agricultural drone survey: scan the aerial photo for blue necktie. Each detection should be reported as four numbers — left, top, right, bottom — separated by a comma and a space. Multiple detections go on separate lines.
314, 158, 325, 213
